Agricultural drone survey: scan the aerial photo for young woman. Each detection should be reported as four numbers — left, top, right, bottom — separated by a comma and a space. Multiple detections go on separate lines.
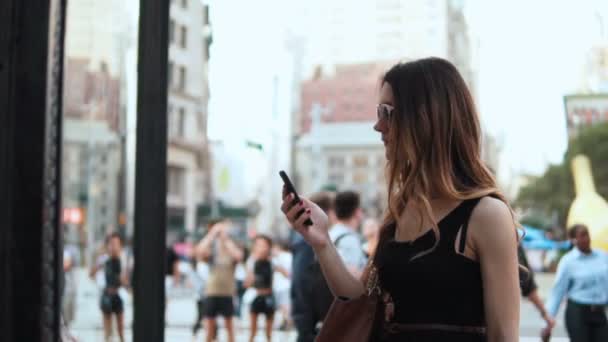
281, 57, 520, 341
546, 224, 608, 342
246, 235, 277, 342
89, 233, 128, 342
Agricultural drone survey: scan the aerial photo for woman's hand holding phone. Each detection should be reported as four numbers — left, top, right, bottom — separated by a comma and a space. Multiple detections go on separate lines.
280, 186, 330, 251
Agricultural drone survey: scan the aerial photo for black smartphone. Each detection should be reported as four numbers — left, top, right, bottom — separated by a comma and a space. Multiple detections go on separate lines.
279, 170, 313, 226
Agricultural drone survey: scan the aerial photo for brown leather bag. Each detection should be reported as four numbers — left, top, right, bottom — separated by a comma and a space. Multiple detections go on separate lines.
315, 262, 382, 342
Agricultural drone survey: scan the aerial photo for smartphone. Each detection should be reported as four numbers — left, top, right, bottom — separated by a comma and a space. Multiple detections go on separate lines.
279, 170, 313, 226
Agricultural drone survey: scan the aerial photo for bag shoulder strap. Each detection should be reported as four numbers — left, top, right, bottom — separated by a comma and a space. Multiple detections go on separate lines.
333, 232, 353, 247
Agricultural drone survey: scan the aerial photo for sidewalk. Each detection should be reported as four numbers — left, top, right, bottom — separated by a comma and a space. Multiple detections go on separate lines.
69, 269, 570, 341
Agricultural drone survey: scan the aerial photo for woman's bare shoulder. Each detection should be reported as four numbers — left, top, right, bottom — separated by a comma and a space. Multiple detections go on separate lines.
468, 196, 517, 250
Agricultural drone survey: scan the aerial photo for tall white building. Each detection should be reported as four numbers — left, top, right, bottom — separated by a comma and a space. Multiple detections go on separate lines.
301, 0, 463, 71
65, 0, 132, 77
166, 0, 213, 234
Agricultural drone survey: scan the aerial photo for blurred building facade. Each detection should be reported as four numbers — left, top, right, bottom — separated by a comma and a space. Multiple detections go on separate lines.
63, 0, 213, 246
63, 0, 136, 251
307, 0, 448, 68
166, 0, 213, 235
302, 0, 476, 89
62, 119, 121, 250
296, 121, 386, 217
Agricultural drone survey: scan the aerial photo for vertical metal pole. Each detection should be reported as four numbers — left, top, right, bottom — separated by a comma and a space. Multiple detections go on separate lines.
0, 0, 66, 341
133, 0, 170, 341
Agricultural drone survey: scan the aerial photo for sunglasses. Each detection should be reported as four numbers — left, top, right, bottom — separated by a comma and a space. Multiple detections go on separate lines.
377, 103, 395, 122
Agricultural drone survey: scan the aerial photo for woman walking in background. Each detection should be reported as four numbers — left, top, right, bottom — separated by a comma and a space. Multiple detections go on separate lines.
517, 244, 555, 340
546, 224, 608, 342
89, 233, 128, 342
245, 235, 290, 342
282, 57, 520, 341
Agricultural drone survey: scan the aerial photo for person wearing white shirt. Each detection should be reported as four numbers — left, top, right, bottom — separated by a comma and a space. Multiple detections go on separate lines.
328, 191, 366, 277
272, 241, 293, 329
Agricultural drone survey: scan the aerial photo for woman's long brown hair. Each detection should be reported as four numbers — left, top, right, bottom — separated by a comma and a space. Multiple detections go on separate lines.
374, 57, 514, 264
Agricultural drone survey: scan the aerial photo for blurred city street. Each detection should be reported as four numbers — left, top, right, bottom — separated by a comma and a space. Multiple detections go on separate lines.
68, 268, 571, 341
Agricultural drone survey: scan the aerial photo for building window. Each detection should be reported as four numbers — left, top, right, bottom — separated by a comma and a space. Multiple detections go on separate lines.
169, 20, 175, 43
180, 26, 187, 48
203, 5, 210, 24
178, 66, 186, 91
168, 61, 174, 87
168, 166, 185, 197
328, 156, 345, 168
169, 107, 185, 138
353, 155, 368, 168
177, 107, 186, 137
328, 172, 344, 185
353, 171, 368, 184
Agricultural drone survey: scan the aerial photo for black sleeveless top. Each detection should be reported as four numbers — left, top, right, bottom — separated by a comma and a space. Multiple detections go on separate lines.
375, 198, 486, 342
253, 259, 273, 289
104, 257, 122, 290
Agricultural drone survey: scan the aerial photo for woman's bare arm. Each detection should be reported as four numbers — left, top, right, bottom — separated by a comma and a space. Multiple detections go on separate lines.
469, 197, 520, 342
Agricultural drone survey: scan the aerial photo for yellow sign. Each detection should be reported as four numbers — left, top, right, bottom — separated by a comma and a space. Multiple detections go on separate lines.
218, 167, 230, 193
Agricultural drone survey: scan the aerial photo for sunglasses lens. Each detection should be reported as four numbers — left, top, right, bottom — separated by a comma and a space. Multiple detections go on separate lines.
377, 105, 390, 121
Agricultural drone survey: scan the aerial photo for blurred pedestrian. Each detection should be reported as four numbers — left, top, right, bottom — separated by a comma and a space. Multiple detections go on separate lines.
234, 247, 249, 318
245, 235, 289, 342
290, 191, 335, 342
546, 224, 608, 342
272, 240, 292, 330
190, 250, 210, 339
305, 190, 366, 332
62, 244, 79, 326
518, 245, 555, 338
89, 232, 128, 342
328, 191, 366, 276
361, 218, 380, 259
164, 243, 180, 324
281, 58, 521, 341
196, 220, 244, 342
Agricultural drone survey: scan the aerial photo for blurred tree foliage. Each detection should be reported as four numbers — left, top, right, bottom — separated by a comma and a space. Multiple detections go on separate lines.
515, 122, 608, 226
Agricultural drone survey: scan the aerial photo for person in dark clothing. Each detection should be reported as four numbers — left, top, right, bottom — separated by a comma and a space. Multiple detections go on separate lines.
518, 245, 555, 340
90, 232, 127, 342
290, 191, 336, 342
282, 58, 521, 341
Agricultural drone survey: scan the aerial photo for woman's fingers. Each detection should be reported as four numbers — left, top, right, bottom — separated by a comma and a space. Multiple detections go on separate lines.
285, 198, 306, 222
280, 193, 295, 214
294, 207, 312, 230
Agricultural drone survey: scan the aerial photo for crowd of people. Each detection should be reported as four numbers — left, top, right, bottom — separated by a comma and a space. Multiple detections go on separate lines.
75, 188, 378, 342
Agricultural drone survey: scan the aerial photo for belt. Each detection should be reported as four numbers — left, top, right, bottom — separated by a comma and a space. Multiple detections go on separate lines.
385, 323, 487, 335
568, 300, 606, 312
